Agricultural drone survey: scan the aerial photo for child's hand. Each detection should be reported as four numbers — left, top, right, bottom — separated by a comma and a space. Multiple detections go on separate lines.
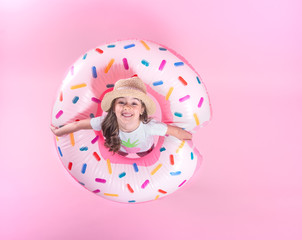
50, 119, 92, 137
50, 125, 59, 136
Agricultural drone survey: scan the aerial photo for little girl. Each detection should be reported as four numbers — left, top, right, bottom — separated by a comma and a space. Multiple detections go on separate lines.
50, 77, 192, 156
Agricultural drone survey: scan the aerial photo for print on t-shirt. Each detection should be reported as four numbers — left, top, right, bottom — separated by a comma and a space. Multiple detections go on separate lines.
121, 138, 141, 153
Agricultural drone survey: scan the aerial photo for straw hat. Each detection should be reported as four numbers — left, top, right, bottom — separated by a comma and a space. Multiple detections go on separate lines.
101, 77, 156, 115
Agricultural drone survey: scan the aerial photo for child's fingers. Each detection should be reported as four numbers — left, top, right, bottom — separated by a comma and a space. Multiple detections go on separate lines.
50, 125, 58, 134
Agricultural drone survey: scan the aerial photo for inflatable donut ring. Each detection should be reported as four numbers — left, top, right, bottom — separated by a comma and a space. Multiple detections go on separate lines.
51, 39, 212, 203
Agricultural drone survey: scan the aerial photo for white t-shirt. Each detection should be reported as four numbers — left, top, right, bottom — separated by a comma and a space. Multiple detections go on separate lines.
90, 116, 167, 153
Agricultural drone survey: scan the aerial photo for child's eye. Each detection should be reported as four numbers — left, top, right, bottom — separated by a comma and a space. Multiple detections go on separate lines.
118, 101, 125, 105
131, 102, 138, 106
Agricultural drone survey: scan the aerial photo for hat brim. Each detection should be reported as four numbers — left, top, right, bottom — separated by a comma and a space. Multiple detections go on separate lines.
101, 89, 156, 115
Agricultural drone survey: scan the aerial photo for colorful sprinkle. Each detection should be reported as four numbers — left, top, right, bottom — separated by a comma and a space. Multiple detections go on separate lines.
133, 163, 139, 172
83, 53, 87, 60
107, 159, 112, 174
151, 164, 162, 175
159, 60, 166, 71
55, 136, 59, 141
170, 171, 181, 176
179, 95, 190, 102
79, 182, 85, 186
191, 152, 194, 160
90, 113, 95, 118
174, 112, 183, 117
165, 87, 174, 100
198, 97, 204, 108
140, 40, 150, 50
106, 84, 115, 88
56, 110, 63, 119
193, 113, 200, 126
69, 133, 75, 146
153, 80, 163, 86
91, 97, 101, 104
91, 135, 99, 144
119, 172, 126, 178
170, 154, 174, 165
95, 48, 103, 54
80, 146, 88, 151
158, 189, 167, 194
176, 141, 185, 153
174, 62, 184, 67
58, 146, 63, 157
104, 193, 119, 197
178, 180, 187, 187
141, 59, 149, 67
123, 58, 129, 70
59, 92, 63, 101
95, 178, 106, 183
141, 180, 149, 189
160, 147, 166, 152
92, 66, 97, 78
178, 76, 188, 86
124, 44, 135, 49
93, 152, 101, 161
128, 200, 136, 203
68, 162, 72, 170
155, 195, 160, 200
104, 58, 115, 73
159, 47, 167, 51
93, 189, 100, 194
127, 184, 134, 193
196, 76, 201, 84
72, 96, 79, 104
71, 83, 87, 90
81, 163, 87, 174
107, 44, 115, 48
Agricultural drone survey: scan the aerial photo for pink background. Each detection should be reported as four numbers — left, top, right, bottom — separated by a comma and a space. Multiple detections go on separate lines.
1, 0, 302, 239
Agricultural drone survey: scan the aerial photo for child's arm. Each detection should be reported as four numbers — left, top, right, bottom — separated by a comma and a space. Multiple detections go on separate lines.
166, 125, 192, 140
50, 119, 92, 137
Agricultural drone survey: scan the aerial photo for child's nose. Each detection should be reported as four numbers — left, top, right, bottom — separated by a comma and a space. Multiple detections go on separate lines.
123, 103, 131, 109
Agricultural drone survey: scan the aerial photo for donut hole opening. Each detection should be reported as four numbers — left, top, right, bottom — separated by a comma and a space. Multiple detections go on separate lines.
93, 64, 173, 165
115, 92, 163, 159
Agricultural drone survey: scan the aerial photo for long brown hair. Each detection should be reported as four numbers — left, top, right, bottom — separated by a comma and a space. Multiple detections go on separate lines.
101, 99, 151, 153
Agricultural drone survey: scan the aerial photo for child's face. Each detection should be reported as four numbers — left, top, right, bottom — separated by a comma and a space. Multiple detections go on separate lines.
114, 96, 145, 129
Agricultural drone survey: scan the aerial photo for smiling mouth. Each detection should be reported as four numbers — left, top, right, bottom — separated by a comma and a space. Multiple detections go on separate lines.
121, 113, 133, 117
